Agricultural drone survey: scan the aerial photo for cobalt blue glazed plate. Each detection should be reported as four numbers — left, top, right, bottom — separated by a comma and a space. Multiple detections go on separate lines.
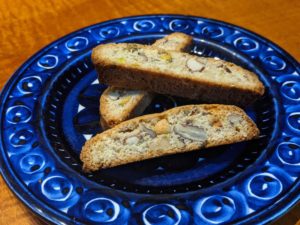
0, 15, 299, 225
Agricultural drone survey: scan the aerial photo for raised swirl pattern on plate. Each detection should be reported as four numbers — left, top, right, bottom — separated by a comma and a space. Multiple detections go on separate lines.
6, 105, 32, 124
41, 175, 73, 201
20, 154, 45, 174
17, 76, 42, 94
133, 20, 156, 32
282, 81, 300, 101
277, 142, 300, 165
169, 19, 190, 31
287, 112, 300, 132
99, 26, 120, 39
233, 37, 259, 52
262, 55, 286, 71
9, 129, 34, 147
84, 197, 121, 222
37, 54, 59, 69
247, 173, 283, 200
201, 25, 225, 38
65, 36, 89, 52
195, 195, 236, 224
142, 204, 182, 225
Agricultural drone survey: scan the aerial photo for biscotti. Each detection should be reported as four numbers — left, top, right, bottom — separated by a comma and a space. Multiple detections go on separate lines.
152, 32, 193, 51
100, 87, 153, 129
81, 104, 259, 171
100, 33, 193, 129
92, 43, 265, 106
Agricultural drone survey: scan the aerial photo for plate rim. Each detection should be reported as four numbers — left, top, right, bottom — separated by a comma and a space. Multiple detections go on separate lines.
0, 14, 299, 225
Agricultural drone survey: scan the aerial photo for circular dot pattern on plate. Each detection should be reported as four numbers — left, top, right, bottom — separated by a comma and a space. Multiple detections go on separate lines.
233, 37, 259, 52
168, 19, 191, 31
6, 105, 32, 124
17, 76, 43, 93
202, 26, 224, 38
262, 55, 286, 71
197, 195, 236, 223
248, 173, 283, 200
281, 81, 300, 101
20, 154, 45, 174
41, 176, 73, 201
0, 15, 299, 225
84, 197, 120, 222
277, 142, 300, 165
9, 129, 34, 147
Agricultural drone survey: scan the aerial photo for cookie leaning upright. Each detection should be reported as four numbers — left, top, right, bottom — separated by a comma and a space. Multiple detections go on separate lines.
100, 87, 153, 129
152, 32, 193, 51
92, 43, 265, 106
80, 104, 259, 172
99, 33, 193, 129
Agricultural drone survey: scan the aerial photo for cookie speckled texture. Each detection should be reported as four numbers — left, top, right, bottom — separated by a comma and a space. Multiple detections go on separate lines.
92, 43, 265, 106
81, 104, 259, 172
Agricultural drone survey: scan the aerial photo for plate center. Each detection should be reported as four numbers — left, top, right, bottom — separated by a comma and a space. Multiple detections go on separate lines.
42, 36, 274, 194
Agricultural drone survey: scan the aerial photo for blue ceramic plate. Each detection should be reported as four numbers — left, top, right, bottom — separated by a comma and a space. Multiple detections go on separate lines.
0, 15, 299, 225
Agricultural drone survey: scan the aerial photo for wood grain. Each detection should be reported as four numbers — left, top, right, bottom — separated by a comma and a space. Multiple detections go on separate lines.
0, 0, 299, 224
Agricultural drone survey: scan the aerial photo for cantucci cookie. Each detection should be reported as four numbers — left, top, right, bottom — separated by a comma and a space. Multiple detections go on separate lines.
92, 43, 265, 106
152, 32, 193, 51
81, 104, 259, 171
100, 87, 153, 129
100, 33, 193, 129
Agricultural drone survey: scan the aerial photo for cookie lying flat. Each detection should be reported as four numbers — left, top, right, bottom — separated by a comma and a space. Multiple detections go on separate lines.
81, 104, 259, 171
92, 43, 265, 106
100, 33, 193, 129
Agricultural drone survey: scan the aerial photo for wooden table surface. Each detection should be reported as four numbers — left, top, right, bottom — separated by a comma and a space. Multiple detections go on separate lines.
0, 0, 299, 224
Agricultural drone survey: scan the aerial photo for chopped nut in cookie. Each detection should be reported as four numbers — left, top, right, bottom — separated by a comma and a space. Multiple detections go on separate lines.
228, 113, 243, 125
117, 57, 126, 64
159, 52, 172, 63
138, 52, 148, 61
154, 119, 170, 134
148, 136, 170, 150
186, 58, 205, 72
140, 124, 156, 138
118, 96, 131, 106
126, 44, 139, 53
173, 123, 207, 142
125, 136, 139, 145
